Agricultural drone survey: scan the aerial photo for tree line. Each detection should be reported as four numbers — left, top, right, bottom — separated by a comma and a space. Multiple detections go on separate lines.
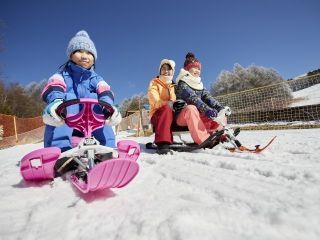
307, 68, 320, 76
0, 79, 46, 117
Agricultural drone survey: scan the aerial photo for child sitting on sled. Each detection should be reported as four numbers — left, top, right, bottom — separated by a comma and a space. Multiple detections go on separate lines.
147, 59, 187, 154
147, 57, 231, 154
175, 52, 232, 146
41, 30, 122, 152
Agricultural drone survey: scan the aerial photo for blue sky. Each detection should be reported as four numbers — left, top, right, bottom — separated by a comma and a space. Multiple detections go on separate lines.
0, 0, 319, 104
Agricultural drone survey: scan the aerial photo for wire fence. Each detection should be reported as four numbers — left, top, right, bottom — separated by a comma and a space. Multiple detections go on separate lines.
215, 74, 320, 130
1, 74, 320, 148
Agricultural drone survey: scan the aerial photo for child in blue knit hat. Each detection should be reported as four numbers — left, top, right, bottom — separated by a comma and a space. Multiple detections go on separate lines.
41, 30, 121, 152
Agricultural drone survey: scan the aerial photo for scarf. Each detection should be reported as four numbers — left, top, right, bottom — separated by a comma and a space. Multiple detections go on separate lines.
176, 68, 203, 90
159, 75, 173, 84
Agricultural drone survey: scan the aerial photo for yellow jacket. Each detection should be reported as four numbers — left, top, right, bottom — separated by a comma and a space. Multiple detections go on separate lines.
147, 77, 176, 118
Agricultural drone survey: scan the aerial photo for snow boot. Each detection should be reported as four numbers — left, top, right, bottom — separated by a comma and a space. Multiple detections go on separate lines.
156, 142, 172, 155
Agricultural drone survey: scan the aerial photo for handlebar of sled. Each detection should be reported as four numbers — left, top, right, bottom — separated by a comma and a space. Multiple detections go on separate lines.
55, 98, 114, 138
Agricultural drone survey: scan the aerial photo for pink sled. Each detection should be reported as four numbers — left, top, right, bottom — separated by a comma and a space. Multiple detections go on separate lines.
20, 147, 61, 181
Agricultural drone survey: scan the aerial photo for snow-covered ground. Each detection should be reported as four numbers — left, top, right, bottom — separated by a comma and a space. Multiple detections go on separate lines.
1, 129, 320, 240
290, 83, 320, 107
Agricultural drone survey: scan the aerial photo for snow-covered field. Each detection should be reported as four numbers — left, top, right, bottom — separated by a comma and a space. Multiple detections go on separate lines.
0, 128, 320, 240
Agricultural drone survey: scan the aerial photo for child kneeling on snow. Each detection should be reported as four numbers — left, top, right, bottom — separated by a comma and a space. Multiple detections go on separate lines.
41, 30, 121, 152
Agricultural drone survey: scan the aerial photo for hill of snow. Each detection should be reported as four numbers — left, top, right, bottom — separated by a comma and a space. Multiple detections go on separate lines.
290, 83, 320, 107
1, 129, 320, 240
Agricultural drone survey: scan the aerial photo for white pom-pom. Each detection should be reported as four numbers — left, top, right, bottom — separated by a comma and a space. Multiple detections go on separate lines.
76, 30, 89, 38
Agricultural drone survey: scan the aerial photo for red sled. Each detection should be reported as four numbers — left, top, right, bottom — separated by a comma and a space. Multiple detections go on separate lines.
226, 136, 276, 153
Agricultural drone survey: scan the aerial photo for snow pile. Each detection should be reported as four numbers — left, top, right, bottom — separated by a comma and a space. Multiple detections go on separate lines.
0, 129, 320, 240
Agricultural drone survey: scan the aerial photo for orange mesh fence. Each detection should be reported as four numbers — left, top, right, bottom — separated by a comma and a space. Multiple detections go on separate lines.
0, 126, 44, 149
0, 115, 44, 148
0, 114, 43, 137
16, 116, 43, 135
0, 114, 15, 137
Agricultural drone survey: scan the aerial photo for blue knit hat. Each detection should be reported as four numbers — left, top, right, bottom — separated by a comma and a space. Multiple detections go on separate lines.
66, 30, 97, 60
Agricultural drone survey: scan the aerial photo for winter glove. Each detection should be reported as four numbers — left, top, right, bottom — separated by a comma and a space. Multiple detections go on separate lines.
204, 108, 218, 119
173, 99, 187, 112
212, 107, 231, 127
106, 107, 122, 126
42, 99, 65, 127
224, 106, 232, 116
168, 99, 187, 112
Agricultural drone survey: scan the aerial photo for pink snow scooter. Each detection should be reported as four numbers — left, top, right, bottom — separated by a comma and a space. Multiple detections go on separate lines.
20, 98, 140, 193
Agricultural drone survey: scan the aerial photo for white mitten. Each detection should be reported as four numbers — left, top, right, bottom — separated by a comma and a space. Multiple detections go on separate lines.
224, 106, 231, 116
107, 107, 122, 126
42, 99, 64, 127
212, 107, 231, 127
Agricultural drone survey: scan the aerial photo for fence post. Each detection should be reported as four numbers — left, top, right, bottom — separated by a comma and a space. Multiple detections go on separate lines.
136, 112, 141, 137
13, 115, 18, 142
0, 125, 3, 140
136, 99, 142, 137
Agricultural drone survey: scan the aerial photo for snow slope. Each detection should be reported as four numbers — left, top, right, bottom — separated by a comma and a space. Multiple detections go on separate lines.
290, 83, 320, 107
0, 129, 320, 240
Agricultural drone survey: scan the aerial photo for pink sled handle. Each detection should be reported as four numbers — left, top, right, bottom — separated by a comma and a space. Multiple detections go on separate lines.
56, 98, 114, 138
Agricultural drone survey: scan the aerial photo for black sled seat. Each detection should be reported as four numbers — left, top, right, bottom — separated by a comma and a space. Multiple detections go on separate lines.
151, 121, 189, 132
170, 122, 190, 144
151, 122, 190, 142
151, 122, 189, 134
171, 122, 189, 132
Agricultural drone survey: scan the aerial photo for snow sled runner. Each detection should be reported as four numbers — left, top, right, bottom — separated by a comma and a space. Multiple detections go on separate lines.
146, 126, 275, 154
20, 98, 140, 193
145, 130, 225, 152
224, 136, 276, 153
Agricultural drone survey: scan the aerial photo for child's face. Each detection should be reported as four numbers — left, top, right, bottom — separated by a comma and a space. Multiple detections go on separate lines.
160, 64, 173, 76
70, 50, 94, 69
189, 67, 201, 77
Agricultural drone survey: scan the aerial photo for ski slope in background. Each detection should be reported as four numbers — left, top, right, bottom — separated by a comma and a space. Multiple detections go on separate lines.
290, 83, 320, 107
0, 128, 320, 240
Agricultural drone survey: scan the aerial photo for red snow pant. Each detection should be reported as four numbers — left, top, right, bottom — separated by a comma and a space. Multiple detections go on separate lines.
151, 104, 174, 145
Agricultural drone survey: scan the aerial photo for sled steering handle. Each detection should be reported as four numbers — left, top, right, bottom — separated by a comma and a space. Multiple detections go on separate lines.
55, 98, 114, 137
55, 99, 114, 120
